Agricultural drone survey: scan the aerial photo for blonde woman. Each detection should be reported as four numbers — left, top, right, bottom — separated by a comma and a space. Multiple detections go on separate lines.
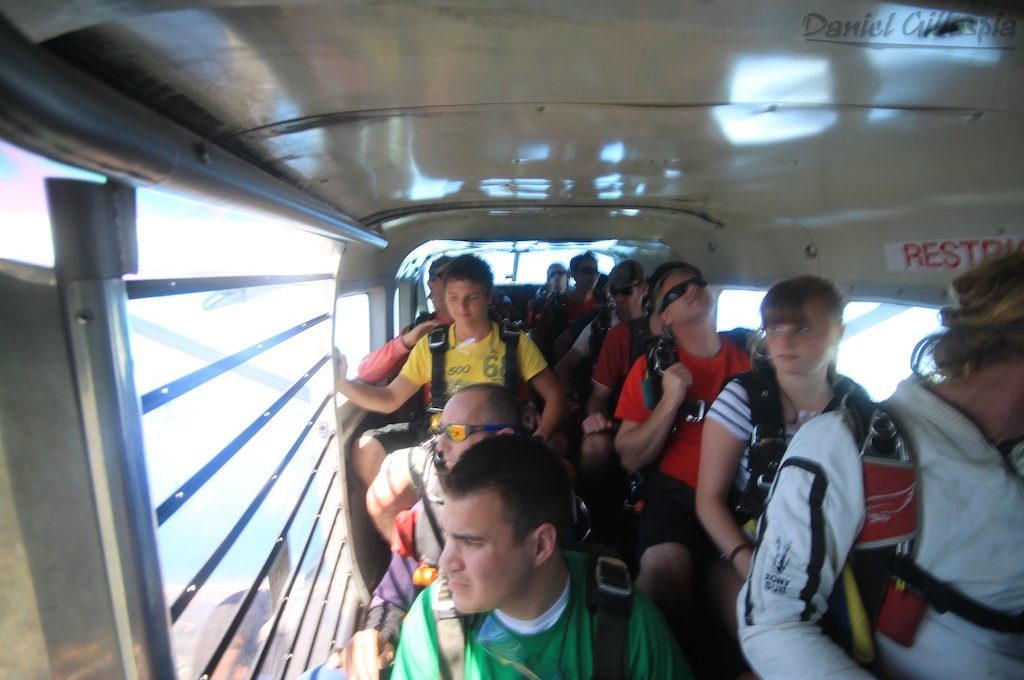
739, 252, 1024, 679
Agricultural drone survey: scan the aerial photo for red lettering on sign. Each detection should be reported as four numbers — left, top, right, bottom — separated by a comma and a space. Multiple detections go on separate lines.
902, 243, 924, 267
981, 239, 1005, 258
939, 241, 961, 269
922, 241, 941, 268
958, 239, 981, 267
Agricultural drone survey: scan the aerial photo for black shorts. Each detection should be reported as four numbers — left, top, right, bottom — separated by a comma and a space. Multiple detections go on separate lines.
635, 471, 712, 561
359, 419, 431, 454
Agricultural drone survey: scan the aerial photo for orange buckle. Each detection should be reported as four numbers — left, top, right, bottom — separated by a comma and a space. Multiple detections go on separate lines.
413, 563, 438, 587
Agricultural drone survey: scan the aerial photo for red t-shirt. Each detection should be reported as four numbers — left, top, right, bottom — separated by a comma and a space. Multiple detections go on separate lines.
565, 296, 596, 324
592, 321, 640, 391
614, 334, 750, 489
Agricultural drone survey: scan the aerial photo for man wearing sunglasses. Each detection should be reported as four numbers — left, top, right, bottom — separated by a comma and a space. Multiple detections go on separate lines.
531, 251, 604, 362
612, 261, 751, 647
328, 384, 519, 680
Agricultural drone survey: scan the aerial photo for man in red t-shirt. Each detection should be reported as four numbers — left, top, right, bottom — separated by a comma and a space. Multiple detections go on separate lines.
613, 262, 750, 633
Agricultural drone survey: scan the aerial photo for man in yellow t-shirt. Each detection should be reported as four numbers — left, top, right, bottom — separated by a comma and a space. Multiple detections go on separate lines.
336, 254, 566, 443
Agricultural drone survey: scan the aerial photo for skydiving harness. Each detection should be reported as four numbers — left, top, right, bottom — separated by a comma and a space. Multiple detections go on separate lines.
839, 404, 1024, 662
732, 368, 872, 524
742, 383, 1024, 664
427, 320, 521, 412
627, 328, 753, 503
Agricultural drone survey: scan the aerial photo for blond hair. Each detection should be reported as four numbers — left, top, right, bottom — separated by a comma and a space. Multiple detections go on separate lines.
913, 251, 1024, 382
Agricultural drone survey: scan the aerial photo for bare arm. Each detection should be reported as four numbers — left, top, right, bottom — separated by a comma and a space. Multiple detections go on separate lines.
582, 383, 614, 433
366, 453, 418, 540
336, 353, 421, 413
697, 419, 753, 576
614, 363, 690, 472
529, 368, 567, 442
357, 319, 440, 383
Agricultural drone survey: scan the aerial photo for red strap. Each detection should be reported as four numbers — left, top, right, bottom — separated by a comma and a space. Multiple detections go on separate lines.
391, 508, 418, 558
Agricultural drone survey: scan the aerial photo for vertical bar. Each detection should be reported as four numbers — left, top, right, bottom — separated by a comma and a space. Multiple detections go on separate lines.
46, 178, 175, 679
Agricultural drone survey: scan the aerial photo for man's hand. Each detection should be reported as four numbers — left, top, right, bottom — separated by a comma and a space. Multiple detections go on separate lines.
332, 629, 395, 680
581, 412, 614, 434
334, 350, 350, 382
659, 363, 693, 407
401, 319, 441, 350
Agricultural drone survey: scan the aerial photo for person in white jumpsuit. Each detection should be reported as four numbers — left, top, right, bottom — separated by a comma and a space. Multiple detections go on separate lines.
738, 251, 1024, 680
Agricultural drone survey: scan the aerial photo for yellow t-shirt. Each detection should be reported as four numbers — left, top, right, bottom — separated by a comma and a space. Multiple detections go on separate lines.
399, 322, 548, 405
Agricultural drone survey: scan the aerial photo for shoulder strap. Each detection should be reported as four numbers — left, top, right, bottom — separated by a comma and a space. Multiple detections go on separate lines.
433, 573, 467, 680
582, 544, 632, 680
588, 304, 612, 362
499, 320, 521, 395
730, 369, 787, 523
735, 368, 785, 442
415, 494, 446, 566
428, 326, 449, 411
626, 315, 653, 365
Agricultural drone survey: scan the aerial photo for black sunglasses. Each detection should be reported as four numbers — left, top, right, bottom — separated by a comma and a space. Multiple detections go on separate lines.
658, 277, 709, 313
575, 266, 598, 275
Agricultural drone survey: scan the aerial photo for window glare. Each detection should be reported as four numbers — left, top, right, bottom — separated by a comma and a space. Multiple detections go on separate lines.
716, 288, 942, 400
0, 140, 105, 267
335, 293, 370, 381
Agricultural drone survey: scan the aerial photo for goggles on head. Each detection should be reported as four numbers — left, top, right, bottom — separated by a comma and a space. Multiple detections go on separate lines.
658, 277, 708, 313
430, 422, 513, 442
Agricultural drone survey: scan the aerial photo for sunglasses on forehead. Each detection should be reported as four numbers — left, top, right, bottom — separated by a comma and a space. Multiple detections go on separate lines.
658, 277, 709, 313
430, 422, 513, 442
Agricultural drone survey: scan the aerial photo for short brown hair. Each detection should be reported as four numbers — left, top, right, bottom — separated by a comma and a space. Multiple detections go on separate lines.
760, 275, 844, 328
443, 435, 572, 545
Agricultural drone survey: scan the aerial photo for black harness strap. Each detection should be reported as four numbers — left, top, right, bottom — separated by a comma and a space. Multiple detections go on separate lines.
891, 556, 1024, 633
428, 326, 449, 412
433, 573, 466, 680
626, 315, 653, 366
584, 545, 633, 680
499, 320, 521, 395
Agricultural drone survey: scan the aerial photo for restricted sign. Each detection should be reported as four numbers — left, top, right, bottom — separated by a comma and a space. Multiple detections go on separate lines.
885, 236, 1023, 272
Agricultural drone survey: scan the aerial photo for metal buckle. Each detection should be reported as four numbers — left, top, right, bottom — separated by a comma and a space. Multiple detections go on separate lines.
595, 556, 632, 598
683, 399, 707, 423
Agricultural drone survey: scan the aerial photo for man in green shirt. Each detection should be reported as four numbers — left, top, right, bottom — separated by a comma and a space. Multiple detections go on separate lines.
391, 436, 692, 680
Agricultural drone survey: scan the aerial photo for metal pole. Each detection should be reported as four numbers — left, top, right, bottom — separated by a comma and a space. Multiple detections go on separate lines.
0, 14, 386, 250
47, 177, 176, 680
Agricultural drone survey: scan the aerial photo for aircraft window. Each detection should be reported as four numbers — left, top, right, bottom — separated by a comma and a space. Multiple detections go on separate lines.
335, 293, 371, 383
125, 189, 345, 680
0, 139, 105, 267
515, 249, 616, 284
476, 250, 516, 283
717, 289, 943, 400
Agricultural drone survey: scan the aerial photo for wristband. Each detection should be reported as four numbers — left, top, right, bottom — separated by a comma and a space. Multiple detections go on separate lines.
727, 542, 752, 564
